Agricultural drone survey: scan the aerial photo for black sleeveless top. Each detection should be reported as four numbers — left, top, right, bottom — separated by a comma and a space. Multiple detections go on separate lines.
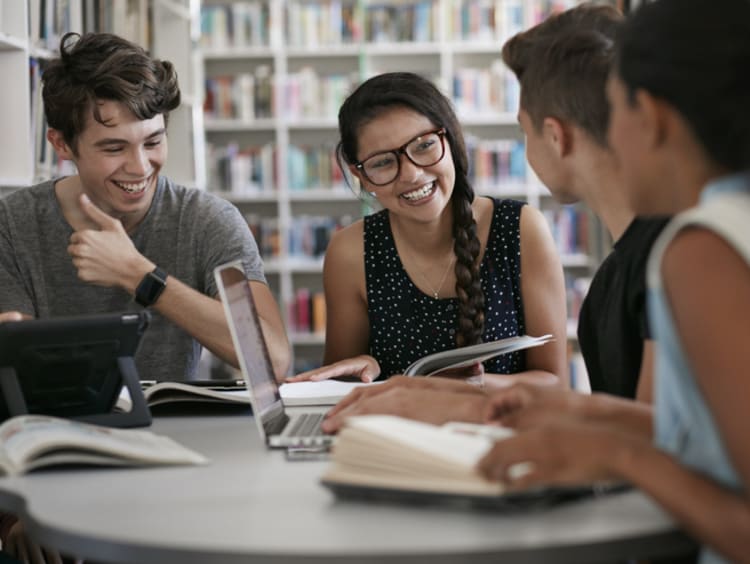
364, 197, 526, 378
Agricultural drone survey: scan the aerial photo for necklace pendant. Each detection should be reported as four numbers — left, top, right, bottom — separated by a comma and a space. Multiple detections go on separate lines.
434, 292, 439, 299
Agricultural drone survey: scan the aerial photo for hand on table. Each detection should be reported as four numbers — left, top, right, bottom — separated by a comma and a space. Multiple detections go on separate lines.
286, 355, 381, 384
484, 381, 588, 430
477, 421, 622, 491
322, 380, 488, 433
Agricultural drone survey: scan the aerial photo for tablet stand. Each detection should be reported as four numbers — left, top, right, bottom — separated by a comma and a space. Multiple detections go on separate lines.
0, 356, 151, 428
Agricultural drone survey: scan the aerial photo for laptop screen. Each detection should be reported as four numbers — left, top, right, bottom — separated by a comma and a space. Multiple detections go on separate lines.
215, 263, 281, 414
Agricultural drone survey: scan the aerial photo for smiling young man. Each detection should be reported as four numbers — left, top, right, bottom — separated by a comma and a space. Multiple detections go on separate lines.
0, 32, 290, 381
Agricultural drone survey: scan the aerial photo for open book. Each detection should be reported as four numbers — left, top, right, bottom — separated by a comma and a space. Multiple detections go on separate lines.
0, 414, 207, 477
117, 379, 378, 411
321, 415, 607, 509
404, 334, 554, 376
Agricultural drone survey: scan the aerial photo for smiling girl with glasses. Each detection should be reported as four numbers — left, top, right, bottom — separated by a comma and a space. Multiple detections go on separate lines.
288, 72, 568, 392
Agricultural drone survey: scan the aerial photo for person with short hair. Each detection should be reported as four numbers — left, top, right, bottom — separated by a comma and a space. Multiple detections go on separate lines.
0, 32, 290, 381
501, 2, 668, 401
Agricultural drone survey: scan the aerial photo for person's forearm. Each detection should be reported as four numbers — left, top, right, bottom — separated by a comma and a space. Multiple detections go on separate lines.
611, 437, 750, 562
150, 276, 239, 367
451, 394, 490, 423
423, 376, 487, 394
483, 370, 561, 389
585, 393, 653, 438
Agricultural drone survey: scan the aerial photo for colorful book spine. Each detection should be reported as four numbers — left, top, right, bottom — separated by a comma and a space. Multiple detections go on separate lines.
288, 288, 327, 334
204, 65, 275, 120
201, 2, 271, 49
207, 143, 276, 194
543, 206, 591, 255
287, 215, 355, 259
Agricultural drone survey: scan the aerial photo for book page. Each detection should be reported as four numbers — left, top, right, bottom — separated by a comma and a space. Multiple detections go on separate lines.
117, 383, 251, 411
343, 415, 495, 468
0, 415, 207, 476
145, 382, 251, 407
279, 380, 382, 406
404, 334, 554, 376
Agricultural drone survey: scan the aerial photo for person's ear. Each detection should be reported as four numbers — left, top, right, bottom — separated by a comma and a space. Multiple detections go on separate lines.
348, 164, 376, 195
46, 128, 75, 161
348, 163, 362, 182
635, 89, 668, 148
541, 117, 572, 158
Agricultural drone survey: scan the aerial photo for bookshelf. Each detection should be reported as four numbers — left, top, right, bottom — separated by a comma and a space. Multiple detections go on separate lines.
0, 0, 203, 193
199, 0, 601, 379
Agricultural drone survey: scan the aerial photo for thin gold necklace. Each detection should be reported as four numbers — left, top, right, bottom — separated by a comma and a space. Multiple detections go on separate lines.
395, 231, 455, 299
423, 253, 455, 299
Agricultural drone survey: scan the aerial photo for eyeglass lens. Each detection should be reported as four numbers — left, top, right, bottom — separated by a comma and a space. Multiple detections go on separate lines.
361, 131, 444, 186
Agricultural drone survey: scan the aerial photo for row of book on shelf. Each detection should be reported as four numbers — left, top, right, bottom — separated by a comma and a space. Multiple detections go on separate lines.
245, 213, 355, 260
203, 64, 520, 122
244, 206, 591, 269
207, 138, 526, 196
27, 0, 150, 52
201, 2, 271, 49
543, 206, 592, 256
288, 287, 326, 334
288, 287, 590, 339
200, 0, 578, 49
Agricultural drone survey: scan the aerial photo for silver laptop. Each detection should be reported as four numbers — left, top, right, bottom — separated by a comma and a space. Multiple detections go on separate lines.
214, 261, 333, 449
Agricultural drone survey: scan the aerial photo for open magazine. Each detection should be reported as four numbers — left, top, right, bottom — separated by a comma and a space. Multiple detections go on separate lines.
404, 334, 554, 376
321, 415, 618, 509
0, 415, 207, 477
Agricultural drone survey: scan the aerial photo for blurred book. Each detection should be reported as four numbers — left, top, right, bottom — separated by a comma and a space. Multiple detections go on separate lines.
0, 414, 206, 477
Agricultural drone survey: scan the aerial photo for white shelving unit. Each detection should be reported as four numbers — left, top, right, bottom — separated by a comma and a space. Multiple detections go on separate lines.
153, 0, 206, 188
0, 1, 34, 187
198, 0, 599, 373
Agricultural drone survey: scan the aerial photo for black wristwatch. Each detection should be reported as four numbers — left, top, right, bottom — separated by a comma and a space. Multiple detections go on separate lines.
134, 266, 168, 307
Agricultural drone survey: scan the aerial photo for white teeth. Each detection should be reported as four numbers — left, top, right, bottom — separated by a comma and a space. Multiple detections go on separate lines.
114, 178, 149, 193
402, 182, 435, 201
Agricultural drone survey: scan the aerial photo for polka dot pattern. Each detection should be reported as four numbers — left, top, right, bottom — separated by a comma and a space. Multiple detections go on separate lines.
365, 198, 526, 378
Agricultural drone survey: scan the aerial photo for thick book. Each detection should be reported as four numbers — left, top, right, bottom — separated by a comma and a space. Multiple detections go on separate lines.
321, 415, 613, 510
404, 334, 554, 376
0, 414, 207, 477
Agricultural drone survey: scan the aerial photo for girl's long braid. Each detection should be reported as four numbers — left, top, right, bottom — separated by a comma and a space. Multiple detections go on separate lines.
451, 178, 484, 347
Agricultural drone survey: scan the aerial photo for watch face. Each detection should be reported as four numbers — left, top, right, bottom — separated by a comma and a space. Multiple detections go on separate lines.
136, 268, 167, 307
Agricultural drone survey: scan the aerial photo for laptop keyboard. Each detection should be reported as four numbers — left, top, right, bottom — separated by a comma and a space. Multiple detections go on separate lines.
287, 412, 326, 437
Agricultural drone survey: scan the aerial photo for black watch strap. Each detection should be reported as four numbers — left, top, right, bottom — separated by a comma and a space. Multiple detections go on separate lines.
135, 266, 168, 307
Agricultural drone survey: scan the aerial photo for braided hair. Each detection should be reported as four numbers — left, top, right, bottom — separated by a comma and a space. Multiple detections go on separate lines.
337, 72, 484, 346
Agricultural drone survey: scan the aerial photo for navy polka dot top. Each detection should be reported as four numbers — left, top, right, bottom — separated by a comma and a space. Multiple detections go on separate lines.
365, 197, 526, 379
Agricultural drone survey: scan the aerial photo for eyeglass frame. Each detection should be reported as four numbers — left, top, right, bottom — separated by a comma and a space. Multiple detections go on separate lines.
352, 128, 448, 187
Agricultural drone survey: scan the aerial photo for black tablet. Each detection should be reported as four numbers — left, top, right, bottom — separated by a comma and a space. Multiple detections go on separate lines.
0, 311, 152, 427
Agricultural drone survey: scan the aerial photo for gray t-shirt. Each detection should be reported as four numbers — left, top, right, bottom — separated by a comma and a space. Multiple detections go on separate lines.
0, 176, 265, 381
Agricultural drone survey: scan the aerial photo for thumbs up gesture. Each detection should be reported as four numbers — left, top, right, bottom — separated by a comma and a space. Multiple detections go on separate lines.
67, 194, 153, 292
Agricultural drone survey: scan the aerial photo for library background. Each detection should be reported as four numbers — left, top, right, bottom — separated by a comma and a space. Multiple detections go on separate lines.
0, 0, 623, 389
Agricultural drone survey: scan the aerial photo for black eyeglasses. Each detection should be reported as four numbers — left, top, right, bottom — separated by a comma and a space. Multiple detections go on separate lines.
354, 128, 447, 186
